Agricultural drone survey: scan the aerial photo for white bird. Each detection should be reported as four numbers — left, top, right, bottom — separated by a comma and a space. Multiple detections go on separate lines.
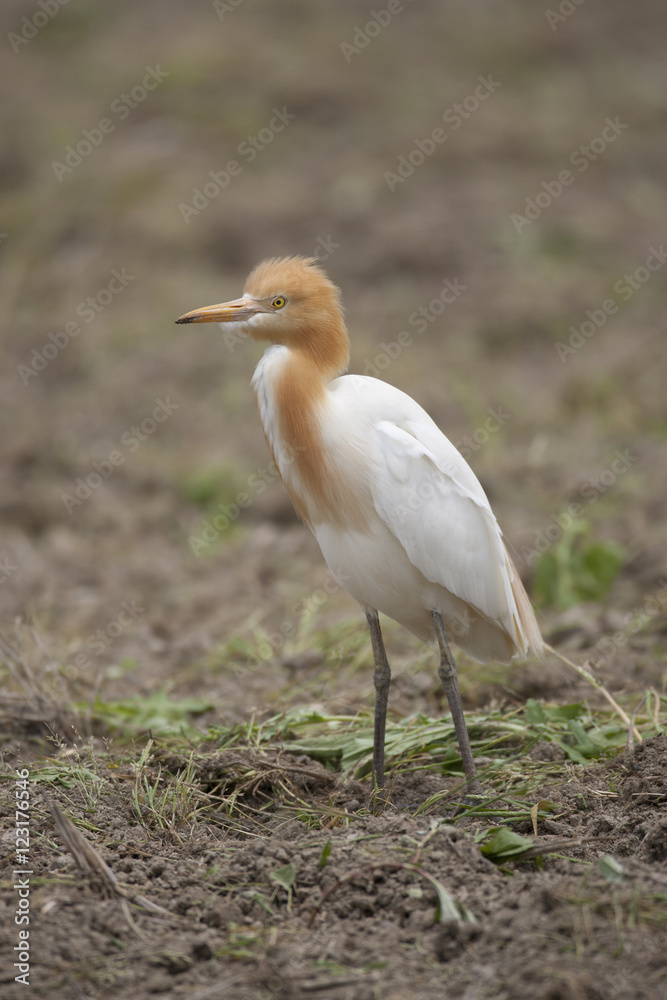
177, 256, 543, 805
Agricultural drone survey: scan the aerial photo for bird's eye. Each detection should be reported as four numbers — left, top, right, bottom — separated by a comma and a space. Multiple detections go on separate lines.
272, 296, 287, 309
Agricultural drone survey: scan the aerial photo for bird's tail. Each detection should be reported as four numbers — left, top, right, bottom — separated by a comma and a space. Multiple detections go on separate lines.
506, 552, 544, 659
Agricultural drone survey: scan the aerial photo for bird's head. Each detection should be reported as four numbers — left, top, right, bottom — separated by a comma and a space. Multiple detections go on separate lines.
176, 256, 349, 373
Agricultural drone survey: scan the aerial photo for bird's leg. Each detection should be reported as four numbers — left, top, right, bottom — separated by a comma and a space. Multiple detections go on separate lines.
432, 611, 483, 796
366, 610, 391, 810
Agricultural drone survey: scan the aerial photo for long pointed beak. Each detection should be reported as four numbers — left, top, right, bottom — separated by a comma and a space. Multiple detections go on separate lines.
175, 295, 262, 324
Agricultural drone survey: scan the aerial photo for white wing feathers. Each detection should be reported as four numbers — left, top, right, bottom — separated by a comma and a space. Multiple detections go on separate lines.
372, 419, 511, 611
327, 375, 542, 658
371, 418, 538, 655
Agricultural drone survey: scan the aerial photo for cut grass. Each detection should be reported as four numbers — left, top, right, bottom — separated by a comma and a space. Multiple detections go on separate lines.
1, 615, 664, 836
251, 695, 659, 776
20, 691, 660, 838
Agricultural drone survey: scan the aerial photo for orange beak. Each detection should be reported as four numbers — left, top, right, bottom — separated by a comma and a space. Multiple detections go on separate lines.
175, 295, 266, 324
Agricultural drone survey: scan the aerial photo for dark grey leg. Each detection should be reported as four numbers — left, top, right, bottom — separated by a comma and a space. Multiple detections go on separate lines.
432, 610, 483, 796
366, 610, 391, 809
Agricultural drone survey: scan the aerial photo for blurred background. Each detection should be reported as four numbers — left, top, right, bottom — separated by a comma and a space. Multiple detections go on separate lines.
0, 0, 665, 724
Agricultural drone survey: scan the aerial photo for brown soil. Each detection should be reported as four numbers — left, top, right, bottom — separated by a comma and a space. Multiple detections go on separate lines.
1, 0, 666, 997
2, 739, 667, 999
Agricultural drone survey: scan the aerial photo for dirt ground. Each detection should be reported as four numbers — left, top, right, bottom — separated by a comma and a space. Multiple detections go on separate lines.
0, 736, 667, 1000
1, 0, 666, 997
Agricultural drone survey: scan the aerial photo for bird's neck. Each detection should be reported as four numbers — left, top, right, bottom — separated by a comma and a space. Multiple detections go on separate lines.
252, 346, 334, 506
293, 311, 350, 382
253, 313, 349, 466
251, 327, 368, 530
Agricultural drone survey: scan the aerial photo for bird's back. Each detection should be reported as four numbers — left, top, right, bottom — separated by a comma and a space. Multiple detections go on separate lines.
253, 349, 541, 663
318, 375, 543, 662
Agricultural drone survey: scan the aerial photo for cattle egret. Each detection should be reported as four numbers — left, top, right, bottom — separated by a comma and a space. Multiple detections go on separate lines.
177, 256, 543, 805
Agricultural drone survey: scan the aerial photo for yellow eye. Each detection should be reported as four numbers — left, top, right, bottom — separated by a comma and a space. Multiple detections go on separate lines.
272, 296, 286, 309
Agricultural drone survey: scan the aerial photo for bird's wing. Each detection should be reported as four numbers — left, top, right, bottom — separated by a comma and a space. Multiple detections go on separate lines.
328, 375, 541, 655
372, 417, 518, 626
